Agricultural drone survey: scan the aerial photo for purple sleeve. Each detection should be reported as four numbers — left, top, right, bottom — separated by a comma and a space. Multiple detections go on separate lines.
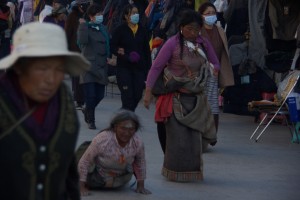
202, 37, 220, 70
146, 36, 177, 88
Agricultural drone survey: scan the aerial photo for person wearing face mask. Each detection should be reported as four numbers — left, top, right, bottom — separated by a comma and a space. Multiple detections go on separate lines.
77, 3, 110, 129
43, 4, 67, 29
198, 2, 234, 149
65, 0, 90, 110
108, 4, 151, 112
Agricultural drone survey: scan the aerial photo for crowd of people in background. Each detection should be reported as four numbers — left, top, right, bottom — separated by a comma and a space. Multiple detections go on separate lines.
1, 0, 225, 126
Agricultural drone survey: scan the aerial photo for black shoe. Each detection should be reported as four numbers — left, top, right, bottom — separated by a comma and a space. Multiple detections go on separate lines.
82, 108, 88, 123
210, 141, 217, 146
75, 105, 83, 110
75, 102, 83, 110
88, 122, 96, 129
84, 109, 96, 129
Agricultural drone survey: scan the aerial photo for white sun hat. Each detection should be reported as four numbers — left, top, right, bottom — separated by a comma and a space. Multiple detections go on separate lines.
0, 22, 90, 75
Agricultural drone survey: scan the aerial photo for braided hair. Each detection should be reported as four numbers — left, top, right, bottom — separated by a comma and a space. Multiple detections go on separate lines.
177, 9, 202, 59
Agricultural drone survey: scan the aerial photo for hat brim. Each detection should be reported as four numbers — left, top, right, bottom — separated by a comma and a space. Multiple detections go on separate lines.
0, 50, 90, 76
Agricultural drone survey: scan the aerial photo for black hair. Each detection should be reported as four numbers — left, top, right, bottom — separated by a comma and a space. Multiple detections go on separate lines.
121, 4, 138, 21
183, 0, 195, 10
53, 0, 68, 7
86, 3, 102, 20
198, 2, 217, 15
45, 0, 53, 5
0, 0, 8, 5
78, 2, 90, 12
177, 9, 203, 59
178, 9, 202, 32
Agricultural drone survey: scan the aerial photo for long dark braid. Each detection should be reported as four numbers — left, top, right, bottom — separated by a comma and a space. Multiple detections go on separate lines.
177, 9, 203, 60
179, 32, 185, 60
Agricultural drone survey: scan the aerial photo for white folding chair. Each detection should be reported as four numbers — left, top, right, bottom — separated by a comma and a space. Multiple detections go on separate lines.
248, 70, 300, 142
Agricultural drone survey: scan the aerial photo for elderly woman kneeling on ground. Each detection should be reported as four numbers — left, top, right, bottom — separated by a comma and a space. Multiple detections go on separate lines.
78, 110, 151, 196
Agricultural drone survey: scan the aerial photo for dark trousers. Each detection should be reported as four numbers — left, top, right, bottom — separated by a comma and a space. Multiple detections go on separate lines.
0, 37, 10, 59
83, 82, 105, 109
116, 67, 146, 111
71, 76, 84, 105
157, 122, 166, 154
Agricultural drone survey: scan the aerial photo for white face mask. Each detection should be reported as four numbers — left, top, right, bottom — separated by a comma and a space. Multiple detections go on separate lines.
203, 15, 217, 26
94, 15, 103, 24
130, 14, 139, 24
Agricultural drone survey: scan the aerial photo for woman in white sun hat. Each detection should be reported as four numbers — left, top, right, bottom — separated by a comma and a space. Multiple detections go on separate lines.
0, 22, 89, 200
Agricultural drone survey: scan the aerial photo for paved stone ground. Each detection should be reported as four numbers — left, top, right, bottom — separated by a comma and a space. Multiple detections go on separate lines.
65, 78, 300, 200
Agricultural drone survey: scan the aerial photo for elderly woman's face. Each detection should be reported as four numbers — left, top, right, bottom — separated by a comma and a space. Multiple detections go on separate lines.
16, 56, 65, 103
114, 120, 136, 147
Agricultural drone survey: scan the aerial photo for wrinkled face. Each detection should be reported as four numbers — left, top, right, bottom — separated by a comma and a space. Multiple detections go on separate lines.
15, 56, 66, 103
181, 22, 200, 42
114, 120, 136, 147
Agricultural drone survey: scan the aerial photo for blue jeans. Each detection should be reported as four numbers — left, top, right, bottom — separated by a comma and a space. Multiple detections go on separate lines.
83, 83, 105, 109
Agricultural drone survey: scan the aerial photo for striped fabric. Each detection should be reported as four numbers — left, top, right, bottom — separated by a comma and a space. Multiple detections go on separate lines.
205, 75, 220, 114
162, 167, 203, 182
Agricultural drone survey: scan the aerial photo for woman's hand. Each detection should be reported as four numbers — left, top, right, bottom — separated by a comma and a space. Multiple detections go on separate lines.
117, 48, 125, 55
136, 180, 152, 195
143, 87, 153, 109
107, 54, 117, 66
213, 68, 219, 76
79, 18, 86, 24
209, 62, 219, 77
80, 181, 90, 196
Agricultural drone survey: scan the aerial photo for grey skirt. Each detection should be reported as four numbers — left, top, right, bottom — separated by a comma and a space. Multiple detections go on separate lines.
162, 95, 203, 182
